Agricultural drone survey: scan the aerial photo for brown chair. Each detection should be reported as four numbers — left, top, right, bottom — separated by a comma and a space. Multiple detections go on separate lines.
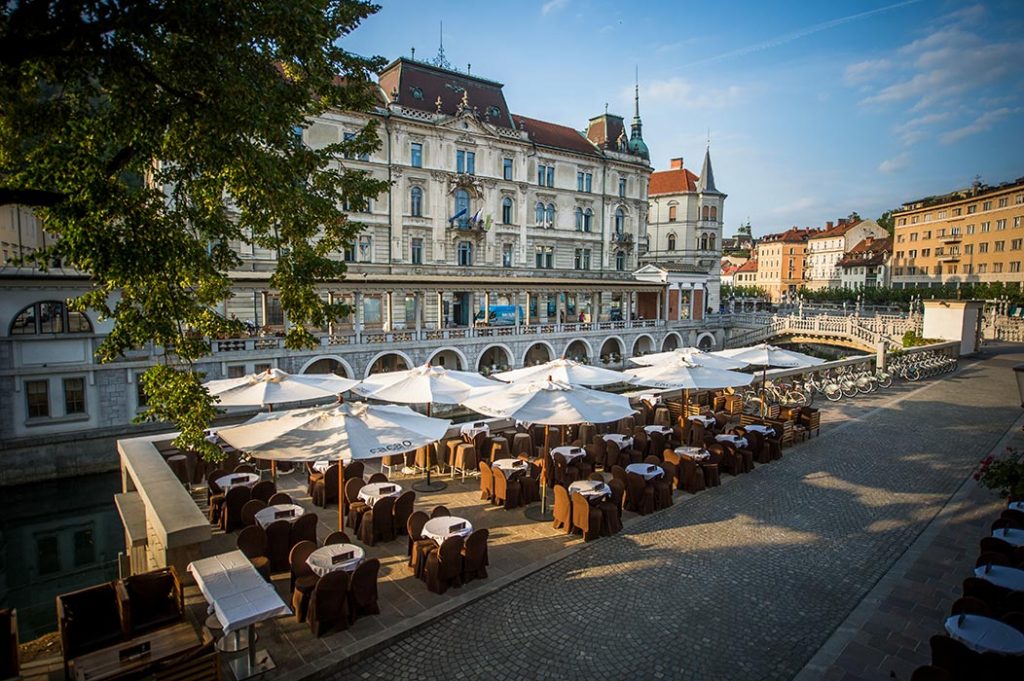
929, 634, 979, 680
603, 440, 620, 471
290, 512, 319, 546
1002, 508, 1024, 525
237, 526, 271, 580
552, 484, 573, 533
240, 499, 266, 528
233, 463, 256, 474
57, 583, 125, 680
358, 496, 397, 546
512, 432, 533, 457
950, 596, 994, 618
975, 551, 1012, 567
424, 535, 464, 594
288, 541, 319, 622
596, 486, 623, 535
366, 472, 387, 484
488, 436, 509, 461
220, 485, 251, 532
345, 477, 369, 530
654, 462, 676, 510
323, 531, 350, 546
607, 478, 626, 519
392, 490, 416, 536
519, 464, 540, 504
663, 450, 684, 490
552, 452, 579, 486
571, 492, 603, 541
344, 461, 365, 481
1003, 611, 1024, 634
268, 492, 292, 506
979, 536, 1015, 558
307, 570, 350, 637
962, 577, 1011, 614
312, 464, 340, 508
493, 466, 522, 509
0, 609, 18, 681
348, 558, 381, 623
479, 461, 495, 502
461, 529, 490, 583
679, 457, 706, 493
910, 666, 952, 681
265, 519, 292, 573
407, 510, 431, 559
992, 518, 1021, 531
625, 472, 655, 515
453, 443, 478, 480
250, 480, 276, 504
306, 463, 323, 497
431, 505, 450, 519
746, 431, 771, 464
206, 468, 228, 505
115, 567, 184, 636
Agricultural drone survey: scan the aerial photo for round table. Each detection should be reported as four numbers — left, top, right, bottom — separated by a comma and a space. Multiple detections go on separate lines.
306, 543, 365, 577
638, 394, 662, 405
215, 473, 259, 491
944, 614, 1024, 654
254, 504, 305, 529
312, 460, 331, 474
422, 516, 473, 545
992, 527, 1024, 547
688, 415, 715, 427
644, 425, 672, 435
676, 446, 710, 461
551, 446, 587, 462
568, 480, 611, 500
492, 458, 530, 476
460, 422, 490, 439
357, 482, 403, 507
716, 434, 748, 448
974, 564, 1024, 591
744, 424, 777, 436
626, 463, 664, 480
1008, 501, 1024, 512
602, 434, 634, 450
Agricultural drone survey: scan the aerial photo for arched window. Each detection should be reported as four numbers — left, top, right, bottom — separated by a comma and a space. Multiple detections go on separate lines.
535, 201, 545, 225
710, 206, 718, 221
10, 301, 93, 335
615, 250, 626, 271
575, 207, 584, 231
700, 233, 709, 250
410, 186, 423, 217
708, 234, 716, 250
584, 208, 593, 232
701, 205, 710, 220
454, 189, 470, 228
614, 208, 625, 234
545, 203, 555, 227
668, 205, 677, 222
502, 197, 513, 225
667, 233, 677, 251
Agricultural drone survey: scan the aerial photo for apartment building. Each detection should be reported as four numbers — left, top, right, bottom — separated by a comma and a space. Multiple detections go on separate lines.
754, 228, 817, 301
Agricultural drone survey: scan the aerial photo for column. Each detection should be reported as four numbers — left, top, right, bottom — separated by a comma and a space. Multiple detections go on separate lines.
383, 291, 393, 332
484, 291, 491, 324
467, 291, 476, 327
354, 291, 364, 334
435, 291, 444, 329
514, 292, 522, 328
676, 285, 684, 320
414, 292, 423, 333
592, 292, 601, 324
540, 293, 549, 323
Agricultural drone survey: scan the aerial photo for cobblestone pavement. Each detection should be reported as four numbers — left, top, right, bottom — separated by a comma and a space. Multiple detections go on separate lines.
321, 348, 1023, 681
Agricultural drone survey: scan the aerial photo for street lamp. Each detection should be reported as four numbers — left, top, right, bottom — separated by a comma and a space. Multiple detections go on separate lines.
1015, 364, 1024, 408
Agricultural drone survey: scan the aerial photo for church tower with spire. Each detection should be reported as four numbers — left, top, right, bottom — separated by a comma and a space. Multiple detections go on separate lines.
626, 71, 650, 161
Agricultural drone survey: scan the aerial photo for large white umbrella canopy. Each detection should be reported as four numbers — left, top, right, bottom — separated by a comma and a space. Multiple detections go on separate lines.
215, 401, 452, 463
712, 343, 825, 368
629, 347, 748, 370
353, 363, 497, 404
204, 368, 359, 407
625, 361, 755, 391
492, 357, 633, 387
462, 377, 635, 425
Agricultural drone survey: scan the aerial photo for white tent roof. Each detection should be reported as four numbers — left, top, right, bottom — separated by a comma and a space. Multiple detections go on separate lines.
625, 362, 754, 391
712, 343, 825, 368
204, 368, 358, 407
629, 347, 748, 370
354, 363, 497, 405
461, 378, 635, 425
492, 357, 632, 387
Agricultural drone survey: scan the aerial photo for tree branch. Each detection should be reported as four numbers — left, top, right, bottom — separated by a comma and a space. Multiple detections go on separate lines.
0, 187, 66, 208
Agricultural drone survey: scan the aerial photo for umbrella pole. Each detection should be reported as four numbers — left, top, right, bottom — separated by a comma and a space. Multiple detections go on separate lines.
525, 424, 552, 522
268, 404, 277, 483
412, 403, 447, 493
338, 456, 344, 531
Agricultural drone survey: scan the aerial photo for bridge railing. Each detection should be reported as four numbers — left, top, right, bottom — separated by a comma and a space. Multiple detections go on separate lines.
723, 313, 910, 350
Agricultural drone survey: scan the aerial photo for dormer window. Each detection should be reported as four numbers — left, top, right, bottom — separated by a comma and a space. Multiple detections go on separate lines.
487, 106, 501, 118
410, 87, 424, 100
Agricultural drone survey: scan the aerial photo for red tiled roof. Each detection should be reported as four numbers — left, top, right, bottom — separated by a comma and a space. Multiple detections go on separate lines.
838, 237, 891, 268
649, 168, 699, 195
721, 263, 739, 275
378, 58, 514, 128
735, 259, 758, 273
511, 114, 601, 157
809, 219, 863, 239
760, 227, 818, 243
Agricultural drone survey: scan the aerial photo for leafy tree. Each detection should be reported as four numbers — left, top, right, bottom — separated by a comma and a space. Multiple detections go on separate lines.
877, 210, 896, 237
0, 0, 388, 459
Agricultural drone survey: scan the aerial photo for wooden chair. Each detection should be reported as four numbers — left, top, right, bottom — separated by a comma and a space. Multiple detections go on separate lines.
240, 499, 266, 528
493, 466, 521, 509
220, 485, 251, 533
290, 512, 318, 546
312, 464, 340, 508
406, 511, 431, 558
461, 529, 490, 583
479, 461, 495, 502
250, 480, 276, 504
367, 472, 388, 484
267, 492, 292, 506
344, 477, 368, 531
323, 531, 350, 546
430, 505, 450, 518
392, 490, 416, 536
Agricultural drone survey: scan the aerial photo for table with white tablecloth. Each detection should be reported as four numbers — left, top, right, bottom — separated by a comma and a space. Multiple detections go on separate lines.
602, 434, 634, 450
638, 393, 662, 406
357, 482, 403, 507
551, 446, 587, 462
568, 480, 611, 501
688, 415, 716, 427
973, 564, 1024, 592
254, 504, 305, 529
944, 614, 1024, 654
312, 459, 331, 474
992, 527, 1024, 547
644, 425, 672, 436
491, 458, 530, 476
743, 424, 777, 437
215, 473, 259, 491
421, 516, 473, 545
306, 544, 365, 577
188, 550, 291, 679
675, 446, 710, 461
715, 434, 748, 448
1009, 501, 1024, 513
625, 463, 664, 480
460, 422, 490, 439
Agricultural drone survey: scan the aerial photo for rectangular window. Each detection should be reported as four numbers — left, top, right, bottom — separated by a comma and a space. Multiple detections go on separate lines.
343, 132, 369, 161
966, 224, 975, 234
410, 238, 423, 265
73, 528, 96, 567
999, 198, 1009, 208
457, 150, 465, 174
1015, 217, 1022, 228
982, 222, 991, 232
136, 381, 148, 408
358, 236, 372, 262
995, 240, 1005, 251
1013, 239, 1022, 250
26, 379, 48, 418
922, 230, 931, 239
537, 164, 546, 185
457, 241, 473, 266
577, 172, 584, 192
997, 219, 1007, 230
922, 248, 931, 257
964, 244, 974, 255
908, 250, 917, 258
896, 234, 904, 243
934, 247, 944, 256
344, 243, 356, 262
619, 178, 627, 197
546, 165, 554, 187
534, 246, 553, 269
952, 207, 962, 216
937, 228, 946, 237
36, 534, 60, 575
1017, 194, 1024, 205
63, 377, 85, 415
968, 205, 977, 214
227, 365, 246, 379
979, 242, 989, 253
502, 243, 513, 268
264, 293, 284, 326
574, 248, 591, 270
1011, 262, 1022, 273
994, 262, 1004, 273
978, 263, 987, 273
947, 265, 957, 274
983, 201, 992, 210
411, 142, 423, 168
909, 233, 917, 241
253, 362, 271, 374
503, 158, 513, 180
964, 264, 973, 274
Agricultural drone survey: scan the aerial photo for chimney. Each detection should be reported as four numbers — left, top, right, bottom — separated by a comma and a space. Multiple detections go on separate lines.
826, 221, 834, 230
865, 236, 874, 246
670, 157, 684, 169
838, 218, 847, 226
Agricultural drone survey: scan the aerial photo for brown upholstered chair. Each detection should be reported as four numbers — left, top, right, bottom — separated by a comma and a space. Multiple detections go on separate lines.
57, 583, 125, 680
265, 519, 292, 573
1002, 508, 1024, 525
909, 666, 952, 681
662, 450, 684, 490
268, 492, 292, 506
240, 499, 266, 528
688, 422, 706, 446
571, 492, 603, 541
461, 529, 490, 583
323, 531, 351, 546
368, 472, 388, 484
307, 570, 350, 637
519, 465, 540, 504
116, 567, 184, 636
992, 517, 1022, 532
430, 505, 450, 518
714, 443, 744, 476
950, 596, 994, 618
0, 609, 18, 681
233, 463, 256, 474
929, 634, 979, 680
975, 551, 1012, 567
746, 431, 771, 464
512, 432, 533, 457
290, 512, 319, 546
552, 452, 578, 486
579, 423, 596, 446
625, 472, 654, 515
424, 535, 464, 594
345, 477, 368, 530
479, 461, 495, 502
453, 443, 478, 479
358, 495, 397, 546
306, 462, 323, 497
312, 463, 340, 508
552, 484, 572, 534
596, 485, 623, 535
288, 540, 319, 622
607, 478, 626, 518
493, 466, 522, 509
344, 461, 365, 481
220, 485, 251, 532
962, 577, 1012, 614
206, 468, 228, 505
250, 480, 276, 504
603, 440, 620, 471
654, 462, 676, 510
702, 461, 721, 487
679, 457, 706, 493
406, 510, 431, 558
979, 536, 1015, 558
237, 526, 271, 580
348, 558, 381, 623
392, 490, 416, 536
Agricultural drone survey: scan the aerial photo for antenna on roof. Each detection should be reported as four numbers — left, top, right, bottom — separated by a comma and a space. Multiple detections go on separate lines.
411, 47, 415, 60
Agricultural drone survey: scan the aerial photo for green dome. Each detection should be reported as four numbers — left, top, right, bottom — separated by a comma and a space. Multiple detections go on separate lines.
628, 137, 649, 160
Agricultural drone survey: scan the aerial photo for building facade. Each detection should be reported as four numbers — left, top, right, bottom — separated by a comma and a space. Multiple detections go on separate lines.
733, 258, 758, 287
805, 217, 888, 290
891, 178, 1024, 288
754, 228, 816, 302
642, 149, 726, 318
838, 236, 891, 289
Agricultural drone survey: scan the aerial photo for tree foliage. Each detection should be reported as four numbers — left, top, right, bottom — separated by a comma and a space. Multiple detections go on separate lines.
800, 281, 1024, 307
0, 0, 388, 458
721, 284, 770, 300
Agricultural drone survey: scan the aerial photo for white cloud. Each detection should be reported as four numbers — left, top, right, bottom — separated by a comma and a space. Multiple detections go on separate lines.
540, 0, 569, 16
892, 112, 951, 145
633, 77, 745, 109
878, 152, 910, 174
844, 59, 891, 85
940, 108, 1014, 145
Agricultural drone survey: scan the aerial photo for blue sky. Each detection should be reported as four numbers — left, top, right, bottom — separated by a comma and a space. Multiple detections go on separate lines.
343, 0, 1024, 237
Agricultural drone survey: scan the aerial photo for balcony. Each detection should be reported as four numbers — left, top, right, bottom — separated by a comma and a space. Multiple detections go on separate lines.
938, 254, 960, 262
940, 234, 962, 244
610, 232, 634, 246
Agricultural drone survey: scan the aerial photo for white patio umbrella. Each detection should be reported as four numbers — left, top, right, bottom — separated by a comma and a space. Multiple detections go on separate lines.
711, 343, 824, 415
624, 361, 755, 392
217, 399, 451, 528
353, 363, 498, 491
492, 357, 633, 387
628, 347, 749, 370
204, 368, 359, 407
462, 377, 636, 520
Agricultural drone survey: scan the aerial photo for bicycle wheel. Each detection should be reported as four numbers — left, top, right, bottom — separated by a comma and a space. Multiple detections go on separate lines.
841, 381, 858, 398
825, 384, 842, 401
786, 390, 808, 407
877, 374, 892, 389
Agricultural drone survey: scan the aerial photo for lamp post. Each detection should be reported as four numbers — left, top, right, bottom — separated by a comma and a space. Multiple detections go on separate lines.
1015, 364, 1024, 408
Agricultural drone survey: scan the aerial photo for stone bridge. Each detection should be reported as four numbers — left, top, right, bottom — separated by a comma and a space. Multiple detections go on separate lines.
720, 313, 919, 352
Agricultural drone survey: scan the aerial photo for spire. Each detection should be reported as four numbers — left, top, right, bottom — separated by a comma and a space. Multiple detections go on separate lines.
696, 145, 718, 193
627, 66, 650, 160
432, 21, 452, 70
